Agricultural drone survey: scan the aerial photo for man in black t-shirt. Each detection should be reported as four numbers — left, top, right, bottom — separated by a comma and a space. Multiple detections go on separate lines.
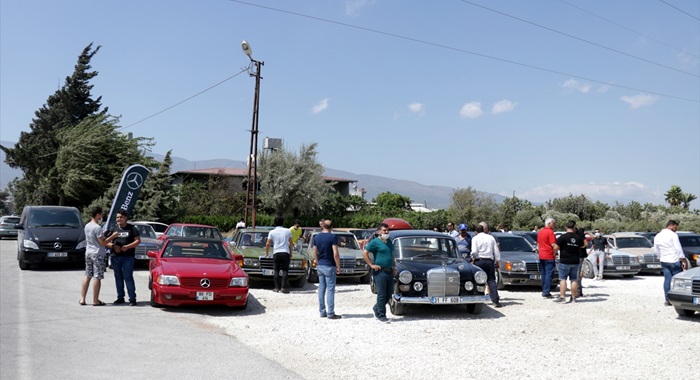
106, 209, 141, 306
553, 221, 585, 303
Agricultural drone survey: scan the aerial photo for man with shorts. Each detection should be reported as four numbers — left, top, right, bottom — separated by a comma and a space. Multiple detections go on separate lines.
554, 221, 585, 303
80, 207, 118, 306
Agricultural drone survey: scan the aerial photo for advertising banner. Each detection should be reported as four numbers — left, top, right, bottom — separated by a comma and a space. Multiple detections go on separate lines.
104, 164, 150, 233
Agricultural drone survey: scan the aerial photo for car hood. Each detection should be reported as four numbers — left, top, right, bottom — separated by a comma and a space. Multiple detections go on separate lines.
139, 237, 161, 246
614, 247, 654, 256
161, 258, 240, 276
25, 226, 85, 243
672, 265, 700, 280
236, 246, 303, 260
338, 247, 363, 259
608, 249, 636, 258
397, 258, 476, 276
499, 250, 539, 262
681, 246, 700, 254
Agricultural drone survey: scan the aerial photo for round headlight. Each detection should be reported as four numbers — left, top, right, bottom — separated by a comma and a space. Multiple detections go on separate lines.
398, 270, 413, 284
413, 282, 423, 291
474, 270, 487, 285
464, 281, 474, 291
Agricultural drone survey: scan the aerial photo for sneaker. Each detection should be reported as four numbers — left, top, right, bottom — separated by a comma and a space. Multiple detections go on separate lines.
542, 294, 554, 299
377, 316, 389, 323
280, 288, 290, 294
567, 297, 576, 304
113, 298, 125, 305
129, 300, 137, 306
272, 288, 280, 293
493, 301, 503, 308
328, 314, 342, 320
320, 313, 327, 318
553, 297, 565, 303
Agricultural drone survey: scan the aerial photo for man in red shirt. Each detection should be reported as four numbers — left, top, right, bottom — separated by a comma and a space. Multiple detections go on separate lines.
537, 218, 559, 299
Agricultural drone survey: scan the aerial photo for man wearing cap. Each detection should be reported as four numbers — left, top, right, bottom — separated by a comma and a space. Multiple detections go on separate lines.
471, 223, 502, 308
455, 223, 472, 260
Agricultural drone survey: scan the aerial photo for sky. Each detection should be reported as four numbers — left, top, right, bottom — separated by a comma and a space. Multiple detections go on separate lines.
1, 0, 699, 208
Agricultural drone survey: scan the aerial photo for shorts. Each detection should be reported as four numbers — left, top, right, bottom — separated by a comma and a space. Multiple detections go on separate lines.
85, 253, 107, 280
558, 263, 578, 281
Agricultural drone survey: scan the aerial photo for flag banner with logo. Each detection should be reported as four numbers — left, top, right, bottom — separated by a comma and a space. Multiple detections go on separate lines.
104, 164, 150, 233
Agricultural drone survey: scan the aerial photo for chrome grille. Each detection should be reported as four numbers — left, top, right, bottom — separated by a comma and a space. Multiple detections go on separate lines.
39, 241, 74, 250
643, 254, 659, 263
180, 277, 229, 289
526, 262, 540, 272
136, 244, 159, 255
340, 257, 355, 269
259, 257, 274, 270
426, 267, 460, 297
692, 280, 700, 295
612, 256, 631, 265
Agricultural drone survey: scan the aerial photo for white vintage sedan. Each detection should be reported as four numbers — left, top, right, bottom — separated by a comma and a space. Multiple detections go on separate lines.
667, 265, 700, 317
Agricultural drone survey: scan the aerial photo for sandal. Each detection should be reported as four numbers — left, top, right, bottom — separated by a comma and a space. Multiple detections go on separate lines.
79, 301, 87, 306
93, 300, 106, 306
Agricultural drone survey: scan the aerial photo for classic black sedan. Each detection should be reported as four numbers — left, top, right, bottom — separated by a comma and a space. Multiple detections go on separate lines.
492, 233, 558, 289
374, 230, 489, 315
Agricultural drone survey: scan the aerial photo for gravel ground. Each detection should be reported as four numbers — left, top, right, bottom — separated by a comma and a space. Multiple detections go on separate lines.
203, 274, 697, 380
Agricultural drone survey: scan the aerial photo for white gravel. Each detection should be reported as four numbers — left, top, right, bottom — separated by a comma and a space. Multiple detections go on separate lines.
203, 275, 697, 380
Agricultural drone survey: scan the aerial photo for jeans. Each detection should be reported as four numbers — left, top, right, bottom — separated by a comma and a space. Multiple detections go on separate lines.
588, 250, 605, 277
317, 265, 337, 317
273, 252, 290, 290
540, 259, 556, 296
558, 263, 579, 281
372, 269, 394, 318
662, 261, 683, 301
111, 255, 136, 301
474, 259, 499, 303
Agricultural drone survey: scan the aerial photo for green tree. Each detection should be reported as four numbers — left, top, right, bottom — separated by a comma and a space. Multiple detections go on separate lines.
0, 190, 10, 214
258, 142, 333, 216
1, 43, 106, 208
448, 187, 498, 227
373, 192, 411, 213
681, 192, 697, 210
664, 185, 683, 207
548, 194, 595, 221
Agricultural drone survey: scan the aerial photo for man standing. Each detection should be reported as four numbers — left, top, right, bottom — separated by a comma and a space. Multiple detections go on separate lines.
588, 229, 609, 280
290, 220, 303, 251
537, 218, 558, 299
653, 220, 687, 306
554, 221, 585, 303
266, 216, 294, 294
363, 223, 396, 322
235, 218, 246, 229
456, 223, 472, 260
80, 207, 118, 306
107, 209, 141, 306
313, 220, 342, 319
471, 223, 502, 308
445, 222, 459, 238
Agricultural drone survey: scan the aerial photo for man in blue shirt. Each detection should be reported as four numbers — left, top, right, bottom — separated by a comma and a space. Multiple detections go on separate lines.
455, 223, 472, 259
362, 223, 396, 322
313, 220, 342, 319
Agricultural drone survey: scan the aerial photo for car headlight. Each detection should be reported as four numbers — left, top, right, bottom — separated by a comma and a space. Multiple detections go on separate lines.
23, 239, 39, 250
631, 256, 639, 263
356, 259, 366, 267
229, 277, 248, 287
243, 258, 258, 267
398, 270, 413, 284
157, 275, 180, 286
474, 270, 487, 285
413, 282, 424, 291
289, 260, 303, 268
505, 261, 526, 272
76, 240, 86, 249
671, 278, 691, 291
638, 255, 645, 263
464, 281, 475, 291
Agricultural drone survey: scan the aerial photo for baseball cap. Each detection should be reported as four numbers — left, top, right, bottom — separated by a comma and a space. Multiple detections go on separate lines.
458, 223, 468, 231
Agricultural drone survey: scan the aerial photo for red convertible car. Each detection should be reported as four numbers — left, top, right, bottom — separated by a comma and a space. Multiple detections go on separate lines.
147, 237, 249, 309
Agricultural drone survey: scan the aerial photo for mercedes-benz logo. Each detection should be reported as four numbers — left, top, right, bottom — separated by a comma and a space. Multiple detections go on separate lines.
200, 278, 211, 288
448, 277, 454, 283
126, 172, 144, 190
53, 242, 62, 250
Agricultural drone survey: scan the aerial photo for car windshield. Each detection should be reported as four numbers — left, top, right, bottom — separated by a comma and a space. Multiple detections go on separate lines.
182, 226, 222, 239
163, 241, 231, 260
616, 237, 653, 249
496, 236, 534, 252
238, 232, 268, 248
679, 235, 700, 247
333, 234, 359, 249
28, 209, 81, 228
150, 223, 168, 233
394, 237, 458, 259
134, 224, 157, 239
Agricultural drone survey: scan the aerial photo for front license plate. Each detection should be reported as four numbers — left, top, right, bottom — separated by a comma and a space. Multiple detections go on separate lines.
616, 266, 630, 270
135, 254, 148, 260
196, 292, 214, 301
262, 269, 274, 276
431, 297, 460, 304
646, 264, 661, 269
47, 252, 67, 258
340, 268, 354, 274
694, 297, 699, 305
529, 274, 541, 280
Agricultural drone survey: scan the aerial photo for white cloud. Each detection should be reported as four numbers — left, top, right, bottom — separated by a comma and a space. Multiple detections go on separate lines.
562, 79, 591, 93
345, 0, 375, 16
677, 50, 699, 66
491, 99, 517, 114
459, 102, 482, 119
620, 93, 657, 109
408, 102, 425, 115
311, 98, 329, 114
518, 182, 650, 203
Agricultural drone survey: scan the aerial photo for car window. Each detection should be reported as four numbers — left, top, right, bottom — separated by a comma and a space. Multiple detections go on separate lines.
394, 237, 458, 259
238, 232, 268, 247
2, 217, 20, 224
150, 223, 168, 233
616, 237, 652, 249
134, 224, 157, 239
335, 234, 359, 249
166, 225, 182, 237
496, 236, 533, 252
163, 241, 231, 259
28, 209, 81, 228
678, 235, 700, 247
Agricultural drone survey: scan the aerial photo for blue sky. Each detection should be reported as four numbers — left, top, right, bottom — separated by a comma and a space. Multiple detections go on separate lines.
1, 0, 699, 208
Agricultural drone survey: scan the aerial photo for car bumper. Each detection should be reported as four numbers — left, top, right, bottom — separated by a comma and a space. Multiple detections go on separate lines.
0, 230, 18, 237
667, 291, 700, 312
603, 263, 642, 275
393, 293, 490, 305
152, 284, 248, 307
501, 272, 557, 286
19, 250, 85, 264
638, 263, 663, 272
310, 267, 370, 278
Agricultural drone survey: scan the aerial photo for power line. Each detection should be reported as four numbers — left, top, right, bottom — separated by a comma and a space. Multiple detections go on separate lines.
121, 67, 248, 130
458, 0, 699, 78
557, 0, 699, 59
658, 0, 700, 21
227, 0, 699, 103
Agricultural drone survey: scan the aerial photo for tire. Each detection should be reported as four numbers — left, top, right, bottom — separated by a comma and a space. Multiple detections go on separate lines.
582, 260, 594, 279
359, 271, 371, 284
232, 297, 248, 311
466, 303, 483, 314
496, 270, 505, 290
149, 288, 162, 308
389, 296, 404, 316
306, 265, 318, 284
290, 275, 307, 288
675, 307, 695, 317
18, 260, 29, 270
622, 274, 635, 278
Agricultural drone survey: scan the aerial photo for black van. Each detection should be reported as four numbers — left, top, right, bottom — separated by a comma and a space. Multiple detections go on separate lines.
16, 206, 86, 270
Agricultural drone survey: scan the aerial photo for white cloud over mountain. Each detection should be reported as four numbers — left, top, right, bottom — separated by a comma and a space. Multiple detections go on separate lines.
311, 98, 329, 114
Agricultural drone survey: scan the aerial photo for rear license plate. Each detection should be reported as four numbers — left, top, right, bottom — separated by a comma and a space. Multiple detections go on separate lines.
646, 264, 661, 269
529, 274, 541, 280
340, 268, 354, 274
262, 269, 274, 276
47, 252, 67, 258
135, 254, 148, 260
196, 292, 214, 301
431, 297, 460, 304
616, 266, 630, 270
694, 297, 699, 305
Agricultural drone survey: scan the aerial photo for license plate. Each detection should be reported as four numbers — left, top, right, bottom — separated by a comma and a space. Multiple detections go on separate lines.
262, 269, 274, 276
196, 292, 214, 301
431, 297, 460, 304
616, 266, 630, 270
340, 268, 354, 274
694, 297, 699, 305
47, 252, 67, 258
529, 274, 541, 280
135, 254, 148, 260
646, 264, 661, 269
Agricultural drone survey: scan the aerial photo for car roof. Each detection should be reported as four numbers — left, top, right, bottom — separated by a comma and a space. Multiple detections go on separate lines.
165, 237, 223, 243
389, 230, 451, 238
677, 232, 700, 236
610, 232, 648, 238
168, 223, 218, 228
133, 221, 168, 226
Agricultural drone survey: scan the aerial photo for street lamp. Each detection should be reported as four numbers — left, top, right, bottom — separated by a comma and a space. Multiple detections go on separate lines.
242, 40, 263, 228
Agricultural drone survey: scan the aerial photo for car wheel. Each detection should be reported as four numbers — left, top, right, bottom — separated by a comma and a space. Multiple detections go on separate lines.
149, 288, 162, 308
232, 297, 248, 311
496, 270, 505, 290
290, 275, 307, 288
675, 307, 695, 317
18, 259, 29, 270
306, 265, 318, 283
370, 275, 377, 294
582, 260, 594, 279
389, 296, 404, 316
148, 276, 152, 290
359, 272, 371, 284
466, 303, 483, 314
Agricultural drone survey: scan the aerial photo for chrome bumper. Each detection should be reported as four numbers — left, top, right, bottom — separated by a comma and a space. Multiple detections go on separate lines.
393, 294, 490, 305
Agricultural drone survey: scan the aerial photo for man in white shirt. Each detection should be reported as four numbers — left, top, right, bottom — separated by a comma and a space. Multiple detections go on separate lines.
445, 222, 459, 238
266, 216, 294, 294
471, 222, 502, 308
653, 220, 687, 306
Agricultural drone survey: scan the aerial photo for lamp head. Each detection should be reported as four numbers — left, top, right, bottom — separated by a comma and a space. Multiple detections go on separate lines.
241, 40, 253, 58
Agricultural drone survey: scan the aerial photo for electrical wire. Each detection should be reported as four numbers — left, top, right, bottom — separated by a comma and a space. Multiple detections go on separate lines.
658, 0, 700, 21
227, 0, 699, 103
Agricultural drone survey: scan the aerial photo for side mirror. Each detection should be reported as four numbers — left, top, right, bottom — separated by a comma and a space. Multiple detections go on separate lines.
147, 251, 158, 258
15, 224, 24, 230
